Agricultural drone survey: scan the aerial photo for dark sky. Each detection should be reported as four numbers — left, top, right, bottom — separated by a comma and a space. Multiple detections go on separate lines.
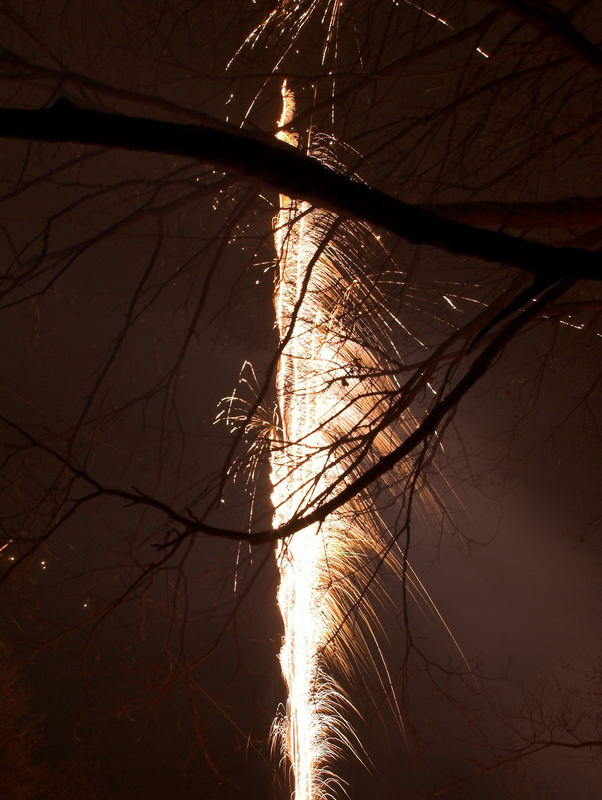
0, 2, 601, 799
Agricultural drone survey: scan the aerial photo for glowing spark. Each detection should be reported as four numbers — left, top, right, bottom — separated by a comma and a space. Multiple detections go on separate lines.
270, 81, 418, 800
228, 6, 481, 791
267, 78, 471, 798
271, 81, 351, 799
232, 0, 343, 67
401, 0, 490, 58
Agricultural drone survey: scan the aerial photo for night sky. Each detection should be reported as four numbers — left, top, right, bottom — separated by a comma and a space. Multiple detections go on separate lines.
0, 2, 601, 799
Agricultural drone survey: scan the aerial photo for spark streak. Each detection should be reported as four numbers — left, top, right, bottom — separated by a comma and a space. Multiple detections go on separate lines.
225, 3, 492, 795
271, 82, 352, 799
216, 69, 468, 800
270, 81, 410, 799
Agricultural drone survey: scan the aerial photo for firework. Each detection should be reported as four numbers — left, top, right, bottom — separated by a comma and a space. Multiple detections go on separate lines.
219, 68, 467, 800
270, 81, 413, 800
228, 10, 472, 793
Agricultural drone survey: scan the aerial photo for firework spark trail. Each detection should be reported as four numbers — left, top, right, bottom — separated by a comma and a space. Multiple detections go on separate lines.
271, 82, 351, 800
230, 8, 473, 795
269, 81, 420, 800
220, 4, 493, 795
213, 70, 471, 800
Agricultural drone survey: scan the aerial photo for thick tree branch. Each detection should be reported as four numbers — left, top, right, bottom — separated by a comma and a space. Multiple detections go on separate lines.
0, 99, 599, 281
430, 196, 602, 229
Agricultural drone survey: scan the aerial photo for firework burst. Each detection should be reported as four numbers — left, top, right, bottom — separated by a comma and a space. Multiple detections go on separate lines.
269, 81, 428, 799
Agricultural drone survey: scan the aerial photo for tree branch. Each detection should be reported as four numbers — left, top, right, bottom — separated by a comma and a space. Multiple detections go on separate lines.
2, 278, 572, 552
430, 196, 602, 229
0, 99, 599, 281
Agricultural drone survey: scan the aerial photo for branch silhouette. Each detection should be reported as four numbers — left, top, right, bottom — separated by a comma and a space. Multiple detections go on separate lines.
0, 99, 599, 280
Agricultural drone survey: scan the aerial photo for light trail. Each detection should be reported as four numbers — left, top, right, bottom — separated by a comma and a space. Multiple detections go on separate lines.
212, 70, 472, 800
227, 8, 474, 796
230, 0, 342, 68
269, 81, 417, 800
271, 82, 355, 799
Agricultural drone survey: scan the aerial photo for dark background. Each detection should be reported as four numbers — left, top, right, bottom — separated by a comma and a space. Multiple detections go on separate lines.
0, 1, 601, 798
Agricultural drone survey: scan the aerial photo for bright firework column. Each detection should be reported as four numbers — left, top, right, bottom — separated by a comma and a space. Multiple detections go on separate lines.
271, 81, 357, 800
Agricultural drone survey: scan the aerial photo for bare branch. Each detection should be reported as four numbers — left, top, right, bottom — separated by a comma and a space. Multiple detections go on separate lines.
430, 196, 602, 229
0, 99, 599, 280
